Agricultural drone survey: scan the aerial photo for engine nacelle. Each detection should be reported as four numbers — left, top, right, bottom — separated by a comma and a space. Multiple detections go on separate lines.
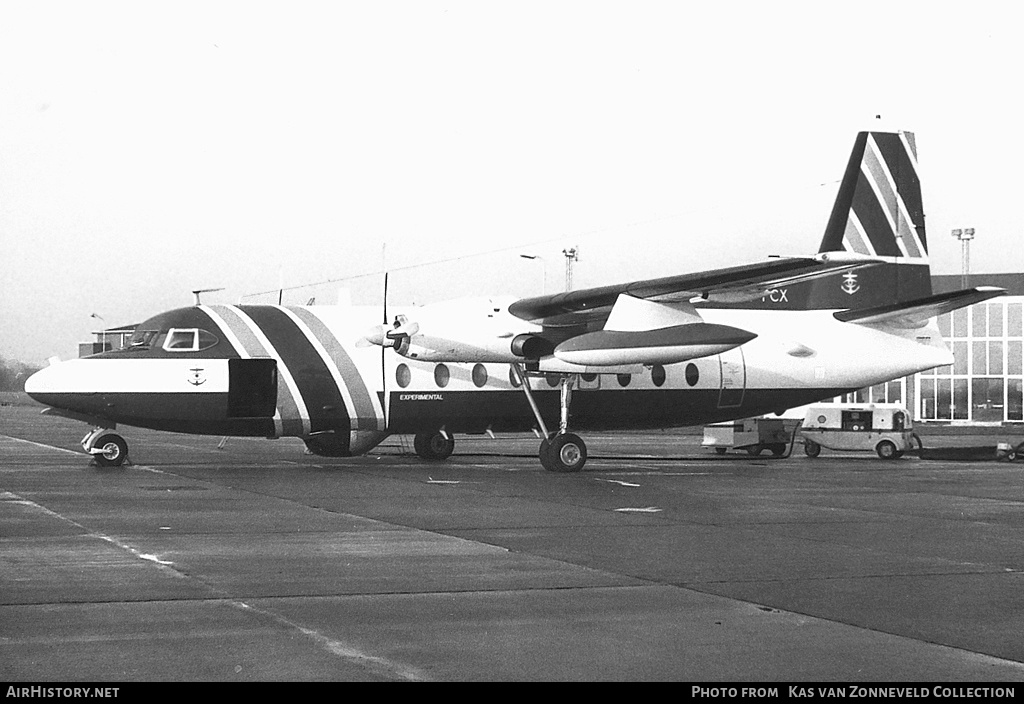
365, 297, 549, 363
553, 323, 757, 366
399, 332, 550, 363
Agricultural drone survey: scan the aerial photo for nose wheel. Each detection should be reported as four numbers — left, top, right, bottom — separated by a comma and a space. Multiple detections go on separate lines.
82, 428, 129, 467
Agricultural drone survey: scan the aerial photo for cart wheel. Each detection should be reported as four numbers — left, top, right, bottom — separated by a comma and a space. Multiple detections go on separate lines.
803, 440, 821, 458
747, 445, 763, 456
769, 443, 787, 457
714, 447, 727, 455
876, 440, 898, 460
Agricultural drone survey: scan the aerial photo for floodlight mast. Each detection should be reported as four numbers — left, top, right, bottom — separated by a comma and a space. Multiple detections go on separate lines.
951, 228, 975, 288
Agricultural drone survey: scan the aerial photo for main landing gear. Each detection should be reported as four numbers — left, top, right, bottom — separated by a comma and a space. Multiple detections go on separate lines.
512, 363, 588, 472
82, 427, 129, 467
413, 430, 455, 460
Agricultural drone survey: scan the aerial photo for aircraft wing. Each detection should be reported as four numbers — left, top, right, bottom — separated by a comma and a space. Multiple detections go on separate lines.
508, 253, 879, 327
833, 286, 1006, 328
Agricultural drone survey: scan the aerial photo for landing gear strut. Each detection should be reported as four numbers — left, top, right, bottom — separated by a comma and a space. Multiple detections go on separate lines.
512, 363, 588, 472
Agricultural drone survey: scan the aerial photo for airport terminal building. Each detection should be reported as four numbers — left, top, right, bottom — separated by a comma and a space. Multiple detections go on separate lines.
832, 274, 1024, 425
84, 273, 1024, 426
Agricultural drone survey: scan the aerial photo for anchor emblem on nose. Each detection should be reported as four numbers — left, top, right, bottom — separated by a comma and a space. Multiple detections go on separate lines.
188, 368, 206, 386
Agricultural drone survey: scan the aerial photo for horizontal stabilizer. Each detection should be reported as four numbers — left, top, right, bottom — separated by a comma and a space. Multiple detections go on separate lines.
554, 323, 756, 366
833, 286, 1006, 328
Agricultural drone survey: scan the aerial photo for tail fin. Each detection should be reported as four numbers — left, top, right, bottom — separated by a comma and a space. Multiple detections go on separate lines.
795, 130, 933, 309
820, 131, 928, 260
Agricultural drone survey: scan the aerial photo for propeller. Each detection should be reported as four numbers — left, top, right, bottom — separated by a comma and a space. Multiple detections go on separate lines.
385, 314, 419, 355
361, 272, 421, 353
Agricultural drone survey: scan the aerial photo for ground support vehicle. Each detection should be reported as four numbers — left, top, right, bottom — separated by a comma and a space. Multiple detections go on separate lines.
798, 404, 918, 460
703, 417, 792, 457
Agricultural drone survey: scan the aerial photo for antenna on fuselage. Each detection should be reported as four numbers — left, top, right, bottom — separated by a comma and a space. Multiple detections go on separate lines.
192, 288, 225, 306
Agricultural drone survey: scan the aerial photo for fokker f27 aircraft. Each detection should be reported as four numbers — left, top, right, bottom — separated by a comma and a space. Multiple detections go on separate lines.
26, 129, 1004, 472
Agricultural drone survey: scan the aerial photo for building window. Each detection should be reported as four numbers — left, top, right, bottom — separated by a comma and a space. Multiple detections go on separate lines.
886, 380, 903, 405
990, 341, 1004, 375
989, 303, 1004, 336
936, 378, 952, 420
972, 378, 1004, 423
972, 342, 987, 375
937, 313, 951, 338
954, 378, 969, 420
953, 308, 969, 338
972, 305, 987, 338
953, 341, 968, 375
1009, 303, 1022, 337
1009, 341, 1022, 376
1009, 379, 1023, 421
920, 377, 935, 419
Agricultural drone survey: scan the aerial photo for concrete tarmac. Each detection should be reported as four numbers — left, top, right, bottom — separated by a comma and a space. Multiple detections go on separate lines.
3, 403, 1024, 682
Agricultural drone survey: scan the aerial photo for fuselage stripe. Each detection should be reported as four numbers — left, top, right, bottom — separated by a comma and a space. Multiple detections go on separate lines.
238, 306, 350, 436
290, 307, 386, 431
277, 307, 359, 430
211, 305, 307, 437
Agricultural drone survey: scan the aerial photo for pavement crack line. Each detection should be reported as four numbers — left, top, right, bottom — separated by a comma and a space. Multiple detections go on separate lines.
0, 437, 431, 682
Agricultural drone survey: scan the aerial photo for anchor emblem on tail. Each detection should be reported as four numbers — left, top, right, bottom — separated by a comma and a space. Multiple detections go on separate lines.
841, 272, 860, 295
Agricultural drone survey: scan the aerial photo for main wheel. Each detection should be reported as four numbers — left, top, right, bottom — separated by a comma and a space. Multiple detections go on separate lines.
93, 434, 128, 467
876, 440, 898, 460
540, 433, 587, 473
413, 431, 455, 460
803, 440, 821, 458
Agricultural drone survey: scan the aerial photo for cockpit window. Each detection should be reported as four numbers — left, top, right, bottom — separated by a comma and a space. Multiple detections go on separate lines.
129, 330, 160, 348
162, 328, 219, 352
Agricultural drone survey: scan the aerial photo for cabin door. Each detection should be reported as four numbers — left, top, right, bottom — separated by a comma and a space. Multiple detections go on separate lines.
717, 348, 746, 409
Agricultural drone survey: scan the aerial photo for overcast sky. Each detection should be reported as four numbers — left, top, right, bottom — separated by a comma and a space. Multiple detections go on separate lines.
2, 1, 1023, 363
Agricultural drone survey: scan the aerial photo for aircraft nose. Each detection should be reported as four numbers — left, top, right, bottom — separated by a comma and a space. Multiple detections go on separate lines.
24, 364, 55, 401
24, 360, 87, 409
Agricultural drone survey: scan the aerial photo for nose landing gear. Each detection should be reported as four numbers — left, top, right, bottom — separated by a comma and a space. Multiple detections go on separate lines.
82, 427, 129, 467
